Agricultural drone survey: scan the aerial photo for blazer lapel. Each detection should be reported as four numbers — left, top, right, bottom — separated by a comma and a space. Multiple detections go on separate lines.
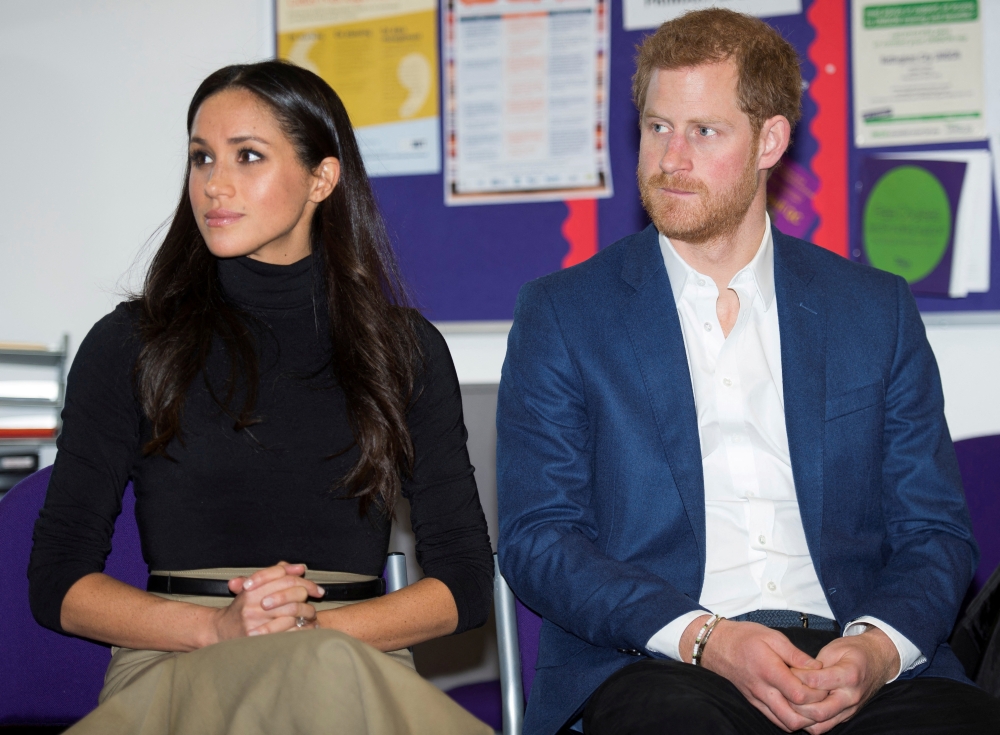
773, 229, 827, 576
619, 226, 706, 574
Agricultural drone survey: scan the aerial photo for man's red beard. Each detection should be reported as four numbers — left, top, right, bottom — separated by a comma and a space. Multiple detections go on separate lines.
638, 150, 761, 245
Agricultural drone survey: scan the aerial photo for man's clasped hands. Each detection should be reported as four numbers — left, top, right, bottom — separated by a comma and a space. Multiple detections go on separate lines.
682, 616, 902, 734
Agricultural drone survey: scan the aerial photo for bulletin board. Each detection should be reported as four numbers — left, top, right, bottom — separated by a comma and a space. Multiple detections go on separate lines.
845, 0, 1000, 314
294, 0, 997, 321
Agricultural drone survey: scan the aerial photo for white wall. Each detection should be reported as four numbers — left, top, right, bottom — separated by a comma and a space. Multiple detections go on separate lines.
0, 0, 274, 360
925, 321, 1000, 442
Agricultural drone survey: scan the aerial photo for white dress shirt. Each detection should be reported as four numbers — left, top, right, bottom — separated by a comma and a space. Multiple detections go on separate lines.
644, 216, 924, 680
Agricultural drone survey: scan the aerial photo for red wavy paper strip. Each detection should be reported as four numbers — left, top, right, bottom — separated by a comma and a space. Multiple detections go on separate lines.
806, 0, 849, 257
561, 199, 599, 269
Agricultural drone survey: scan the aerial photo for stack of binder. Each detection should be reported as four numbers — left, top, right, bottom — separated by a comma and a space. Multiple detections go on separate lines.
0, 337, 67, 494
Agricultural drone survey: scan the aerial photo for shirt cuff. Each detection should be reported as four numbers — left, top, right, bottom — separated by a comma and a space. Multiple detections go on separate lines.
646, 610, 709, 661
843, 616, 926, 682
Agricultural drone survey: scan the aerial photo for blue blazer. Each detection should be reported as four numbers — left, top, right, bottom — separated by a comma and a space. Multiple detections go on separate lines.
496, 225, 978, 735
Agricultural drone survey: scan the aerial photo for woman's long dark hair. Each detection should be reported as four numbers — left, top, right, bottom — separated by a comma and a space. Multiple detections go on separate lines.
138, 60, 421, 517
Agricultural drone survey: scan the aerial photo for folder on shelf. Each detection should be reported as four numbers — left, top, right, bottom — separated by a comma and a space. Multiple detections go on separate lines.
0, 381, 60, 401
0, 414, 58, 439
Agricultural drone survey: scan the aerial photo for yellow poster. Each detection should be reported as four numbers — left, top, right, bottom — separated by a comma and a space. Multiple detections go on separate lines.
277, 0, 441, 176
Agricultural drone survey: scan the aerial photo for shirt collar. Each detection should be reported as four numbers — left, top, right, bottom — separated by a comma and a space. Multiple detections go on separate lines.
658, 213, 775, 311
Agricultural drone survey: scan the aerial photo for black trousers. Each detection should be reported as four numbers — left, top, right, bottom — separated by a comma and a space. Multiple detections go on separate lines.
582, 629, 1000, 735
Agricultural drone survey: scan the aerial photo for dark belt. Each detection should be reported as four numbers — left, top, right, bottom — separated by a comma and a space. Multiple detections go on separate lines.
732, 609, 839, 632
147, 574, 385, 602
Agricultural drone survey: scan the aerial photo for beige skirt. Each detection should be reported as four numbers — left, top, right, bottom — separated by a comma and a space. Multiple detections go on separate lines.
66, 568, 493, 735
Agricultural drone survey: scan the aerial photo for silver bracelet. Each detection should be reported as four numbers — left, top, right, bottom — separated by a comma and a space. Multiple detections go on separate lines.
691, 614, 718, 665
692, 615, 725, 666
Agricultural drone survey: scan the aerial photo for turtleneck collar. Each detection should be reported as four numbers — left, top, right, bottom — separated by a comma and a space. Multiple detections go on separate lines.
217, 251, 320, 310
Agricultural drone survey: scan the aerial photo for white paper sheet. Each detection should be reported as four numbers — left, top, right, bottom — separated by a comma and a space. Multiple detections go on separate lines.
443, 0, 612, 205
622, 0, 801, 31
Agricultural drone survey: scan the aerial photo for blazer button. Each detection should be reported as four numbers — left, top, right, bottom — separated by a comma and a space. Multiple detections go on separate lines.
617, 648, 645, 657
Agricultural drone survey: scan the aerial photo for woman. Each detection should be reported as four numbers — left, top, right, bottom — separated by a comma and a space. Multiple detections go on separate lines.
28, 60, 494, 734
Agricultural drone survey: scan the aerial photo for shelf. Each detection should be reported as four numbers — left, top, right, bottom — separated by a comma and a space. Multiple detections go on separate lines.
0, 397, 61, 408
0, 336, 68, 367
0, 335, 68, 444
0, 350, 66, 366
0, 437, 58, 447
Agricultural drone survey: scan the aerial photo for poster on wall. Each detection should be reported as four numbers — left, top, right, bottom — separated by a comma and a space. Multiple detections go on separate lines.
443, 0, 612, 206
622, 0, 802, 31
855, 152, 993, 299
276, 0, 441, 177
876, 150, 992, 297
857, 158, 962, 296
851, 0, 986, 148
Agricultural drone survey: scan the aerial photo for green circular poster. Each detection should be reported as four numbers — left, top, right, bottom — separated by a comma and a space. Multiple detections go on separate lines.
863, 166, 951, 284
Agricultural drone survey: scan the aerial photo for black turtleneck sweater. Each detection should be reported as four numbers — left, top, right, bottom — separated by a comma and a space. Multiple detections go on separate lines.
28, 254, 493, 636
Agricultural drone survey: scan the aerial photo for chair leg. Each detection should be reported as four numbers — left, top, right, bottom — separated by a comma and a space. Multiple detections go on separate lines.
494, 553, 524, 735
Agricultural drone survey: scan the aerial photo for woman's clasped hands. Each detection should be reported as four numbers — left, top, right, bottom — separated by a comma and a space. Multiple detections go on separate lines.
211, 562, 324, 642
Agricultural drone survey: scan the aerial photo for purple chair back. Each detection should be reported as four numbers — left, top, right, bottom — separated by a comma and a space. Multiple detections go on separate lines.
515, 598, 543, 702
954, 435, 1000, 593
0, 466, 146, 726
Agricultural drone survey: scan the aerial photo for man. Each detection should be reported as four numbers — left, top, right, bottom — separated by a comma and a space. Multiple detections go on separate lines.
496, 9, 1000, 735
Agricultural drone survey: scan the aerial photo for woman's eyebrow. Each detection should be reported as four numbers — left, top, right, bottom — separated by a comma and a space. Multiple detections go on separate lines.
188, 135, 271, 146
228, 135, 271, 145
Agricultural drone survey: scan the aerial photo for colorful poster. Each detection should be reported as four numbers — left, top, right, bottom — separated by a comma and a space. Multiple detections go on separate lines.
852, 0, 986, 147
443, 0, 612, 206
857, 157, 966, 296
622, 0, 802, 31
767, 161, 820, 240
277, 0, 441, 177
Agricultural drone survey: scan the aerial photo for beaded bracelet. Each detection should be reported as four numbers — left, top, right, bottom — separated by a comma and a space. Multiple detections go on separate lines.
690, 614, 717, 664
692, 615, 725, 666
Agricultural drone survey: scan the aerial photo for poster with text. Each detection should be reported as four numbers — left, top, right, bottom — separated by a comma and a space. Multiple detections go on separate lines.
852, 0, 986, 148
857, 157, 966, 296
277, 0, 441, 176
443, 0, 612, 205
622, 0, 801, 31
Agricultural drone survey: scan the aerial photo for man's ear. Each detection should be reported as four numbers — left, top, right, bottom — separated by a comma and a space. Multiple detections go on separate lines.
757, 116, 791, 172
310, 157, 341, 203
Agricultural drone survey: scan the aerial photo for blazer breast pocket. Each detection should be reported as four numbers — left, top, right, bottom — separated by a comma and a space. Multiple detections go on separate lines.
825, 381, 884, 421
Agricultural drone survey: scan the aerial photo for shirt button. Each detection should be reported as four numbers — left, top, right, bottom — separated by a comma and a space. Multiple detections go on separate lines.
732, 435, 741, 443
748, 490, 756, 497
758, 534, 766, 545
723, 378, 732, 387
703, 323, 712, 332
767, 581, 777, 592
698, 278, 706, 286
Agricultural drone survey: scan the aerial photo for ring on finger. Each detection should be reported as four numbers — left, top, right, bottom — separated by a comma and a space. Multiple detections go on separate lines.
295, 616, 308, 629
